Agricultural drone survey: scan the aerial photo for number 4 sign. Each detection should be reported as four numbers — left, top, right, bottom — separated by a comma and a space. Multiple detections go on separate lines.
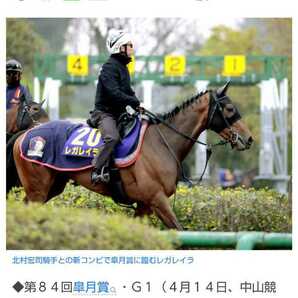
67, 55, 89, 76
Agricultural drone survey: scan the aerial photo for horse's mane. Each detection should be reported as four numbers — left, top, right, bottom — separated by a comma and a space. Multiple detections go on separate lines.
160, 89, 209, 121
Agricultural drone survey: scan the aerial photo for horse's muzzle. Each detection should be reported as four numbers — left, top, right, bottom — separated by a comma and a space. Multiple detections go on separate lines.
233, 135, 253, 151
246, 136, 254, 148
236, 135, 253, 151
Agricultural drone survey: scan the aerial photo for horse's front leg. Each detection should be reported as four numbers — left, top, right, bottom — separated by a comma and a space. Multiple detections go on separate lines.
151, 191, 183, 231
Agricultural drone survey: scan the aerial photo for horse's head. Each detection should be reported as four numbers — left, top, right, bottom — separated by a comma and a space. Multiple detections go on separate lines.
207, 82, 253, 151
6, 97, 49, 134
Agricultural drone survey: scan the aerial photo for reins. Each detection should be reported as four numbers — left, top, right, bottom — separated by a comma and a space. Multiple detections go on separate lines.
138, 91, 242, 186
144, 108, 228, 148
140, 104, 227, 185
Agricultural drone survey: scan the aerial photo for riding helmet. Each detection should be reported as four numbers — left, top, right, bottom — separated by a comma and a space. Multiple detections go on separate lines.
6, 59, 23, 73
106, 29, 133, 55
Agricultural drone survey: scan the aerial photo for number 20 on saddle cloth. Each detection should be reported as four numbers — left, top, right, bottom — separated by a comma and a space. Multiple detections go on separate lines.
19, 119, 149, 171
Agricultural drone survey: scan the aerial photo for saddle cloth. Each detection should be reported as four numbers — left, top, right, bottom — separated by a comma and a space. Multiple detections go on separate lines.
19, 119, 148, 171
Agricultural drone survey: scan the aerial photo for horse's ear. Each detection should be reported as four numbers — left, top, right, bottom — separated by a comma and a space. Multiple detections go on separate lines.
40, 99, 46, 107
216, 81, 231, 97
19, 93, 27, 104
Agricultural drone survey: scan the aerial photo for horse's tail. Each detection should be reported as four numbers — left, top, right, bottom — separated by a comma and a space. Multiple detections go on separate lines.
6, 130, 26, 194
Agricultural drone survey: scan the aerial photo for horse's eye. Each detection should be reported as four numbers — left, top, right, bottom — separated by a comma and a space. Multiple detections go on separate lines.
226, 105, 235, 113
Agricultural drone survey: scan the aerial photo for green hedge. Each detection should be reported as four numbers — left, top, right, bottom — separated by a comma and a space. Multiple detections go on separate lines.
8, 184, 291, 233
6, 201, 175, 250
171, 186, 291, 232
7, 185, 133, 215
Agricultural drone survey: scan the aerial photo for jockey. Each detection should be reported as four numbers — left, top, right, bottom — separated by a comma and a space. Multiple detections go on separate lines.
6, 59, 31, 110
89, 29, 140, 184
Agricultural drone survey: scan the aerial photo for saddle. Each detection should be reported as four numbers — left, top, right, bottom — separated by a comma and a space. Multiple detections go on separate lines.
117, 112, 138, 139
87, 109, 137, 139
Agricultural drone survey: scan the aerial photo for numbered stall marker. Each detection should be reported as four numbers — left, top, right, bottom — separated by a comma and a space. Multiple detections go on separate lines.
127, 56, 135, 75
164, 55, 186, 76
67, 55, 89, 76
223, 55, 246, 77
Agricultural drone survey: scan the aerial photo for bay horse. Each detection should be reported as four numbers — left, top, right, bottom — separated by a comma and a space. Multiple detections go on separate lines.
6, 99, 49, 192
12, 83, 253, 230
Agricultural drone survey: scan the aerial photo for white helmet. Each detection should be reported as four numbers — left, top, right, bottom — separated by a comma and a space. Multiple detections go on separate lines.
106, 29, 133, 55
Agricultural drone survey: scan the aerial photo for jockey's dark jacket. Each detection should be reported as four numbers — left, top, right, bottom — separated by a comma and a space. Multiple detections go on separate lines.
94, 53, 140, 118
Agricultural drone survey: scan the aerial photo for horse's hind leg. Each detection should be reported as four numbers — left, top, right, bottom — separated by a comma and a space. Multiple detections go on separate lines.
151, 192, 183, 231
13, 140, 55, 203
20, 164, 55, 203
23, 172, 64, 204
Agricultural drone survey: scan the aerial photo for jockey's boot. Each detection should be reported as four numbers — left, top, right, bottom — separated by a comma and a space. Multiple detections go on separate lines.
91, 165, 110, 184
91, 139, 116, 184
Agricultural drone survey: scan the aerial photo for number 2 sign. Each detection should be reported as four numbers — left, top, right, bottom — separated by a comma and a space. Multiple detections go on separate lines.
164, 55, 186, 76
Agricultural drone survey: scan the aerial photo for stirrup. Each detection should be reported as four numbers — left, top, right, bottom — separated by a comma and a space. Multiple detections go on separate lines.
91, 166, 110, 184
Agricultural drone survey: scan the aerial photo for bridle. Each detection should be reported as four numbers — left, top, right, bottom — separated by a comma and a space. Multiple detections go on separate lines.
16, 101, 44, 132
206, 91, 242, 147
140, 90, 243, 184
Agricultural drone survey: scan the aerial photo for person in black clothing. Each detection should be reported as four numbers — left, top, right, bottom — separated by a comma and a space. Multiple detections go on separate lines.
89, 29, 140, 184
6, 59, 31, 110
